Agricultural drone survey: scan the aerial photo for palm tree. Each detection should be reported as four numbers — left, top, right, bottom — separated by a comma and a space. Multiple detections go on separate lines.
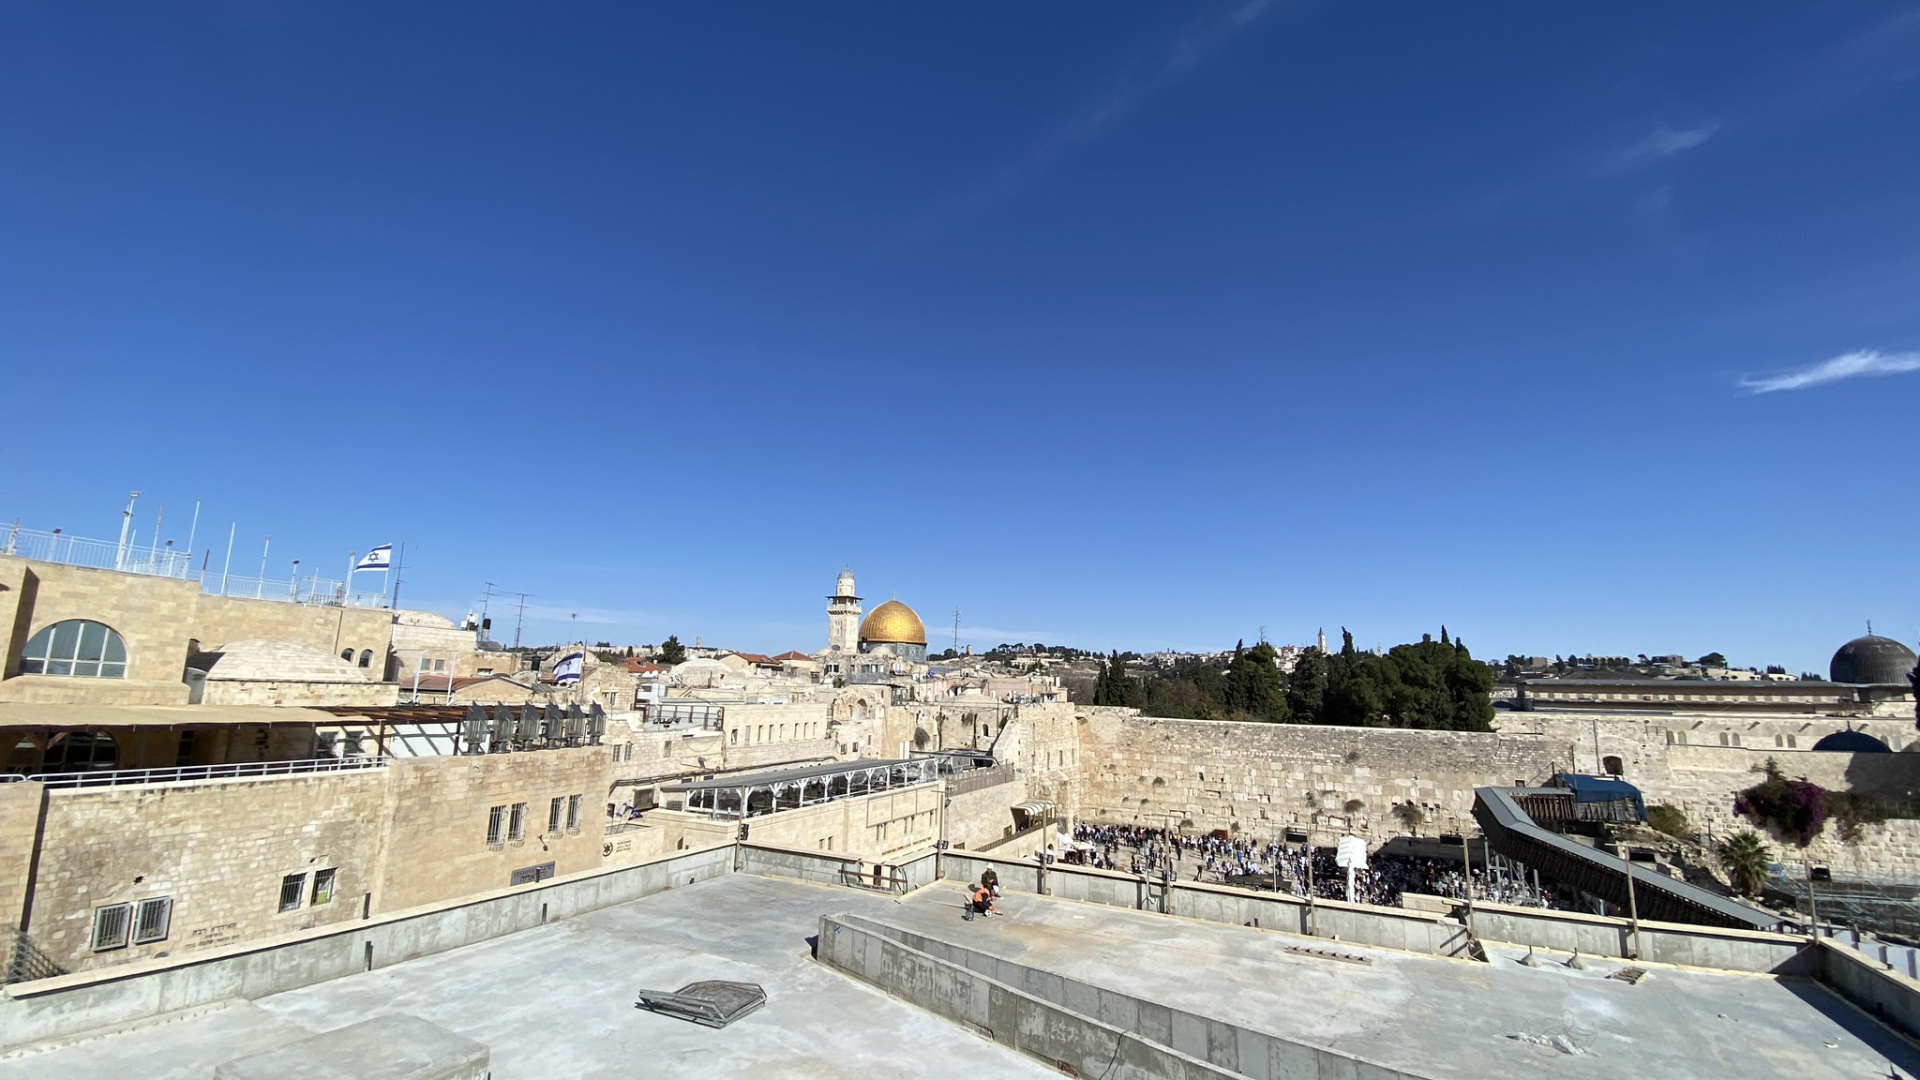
1717, 830, 1773, 895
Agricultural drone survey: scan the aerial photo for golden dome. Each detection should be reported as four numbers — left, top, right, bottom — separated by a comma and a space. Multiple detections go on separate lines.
858, 600, 926, 645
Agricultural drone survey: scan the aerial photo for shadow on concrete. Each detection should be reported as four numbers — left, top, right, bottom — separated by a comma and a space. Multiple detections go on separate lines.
1778, 977, 1920, 1073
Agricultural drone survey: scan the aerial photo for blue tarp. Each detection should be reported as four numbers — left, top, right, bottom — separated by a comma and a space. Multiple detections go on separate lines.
1551, 773, 1647, 820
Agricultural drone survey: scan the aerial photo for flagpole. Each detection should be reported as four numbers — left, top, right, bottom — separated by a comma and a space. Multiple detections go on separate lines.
345, 552, 356, 606
185, 501, 201, 577
389, 542, 405, 610
220, 522, 236, 596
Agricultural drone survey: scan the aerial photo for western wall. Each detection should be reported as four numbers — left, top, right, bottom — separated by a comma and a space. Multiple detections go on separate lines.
1053, 705, 1920, 879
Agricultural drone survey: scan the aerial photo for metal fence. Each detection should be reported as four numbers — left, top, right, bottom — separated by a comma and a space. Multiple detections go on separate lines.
3, 929, 66, 985
1, 521, 386, 608
944, 763, 1017, 796
3, 756, 388, 790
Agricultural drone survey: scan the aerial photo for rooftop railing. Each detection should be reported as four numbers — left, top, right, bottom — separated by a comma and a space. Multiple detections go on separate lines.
1, 756, 388, 790
1, 521, 388, 608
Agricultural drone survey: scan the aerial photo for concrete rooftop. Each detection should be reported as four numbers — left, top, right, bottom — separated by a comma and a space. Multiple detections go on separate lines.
4, 873, 1915, 1080
0, 875, 1055, 1080
877, 883, 1920, 1080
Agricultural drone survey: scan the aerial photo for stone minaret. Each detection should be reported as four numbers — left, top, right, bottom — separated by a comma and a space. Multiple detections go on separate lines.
827, 568, 861, 654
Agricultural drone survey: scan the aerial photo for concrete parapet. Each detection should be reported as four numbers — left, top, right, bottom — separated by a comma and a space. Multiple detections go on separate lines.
939, 852, 1477, 959
817, 912, 1436, 1080
1469, 901, 1807, 973
0, 843, 733, 1053
1806, 938, 1920, 1041
737, 841, 938, 892
937, 853, 1820, 970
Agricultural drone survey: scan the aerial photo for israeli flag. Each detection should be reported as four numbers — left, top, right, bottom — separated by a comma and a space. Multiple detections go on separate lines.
553, 652, 585, 686
355, 545, 392, 571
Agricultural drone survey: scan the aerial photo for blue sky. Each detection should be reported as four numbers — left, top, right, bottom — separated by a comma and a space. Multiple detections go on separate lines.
3, 3, 1916, 674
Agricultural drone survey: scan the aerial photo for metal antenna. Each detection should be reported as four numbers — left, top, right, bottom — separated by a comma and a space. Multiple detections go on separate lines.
953, 607, 961, 655
510, 592, 536, 649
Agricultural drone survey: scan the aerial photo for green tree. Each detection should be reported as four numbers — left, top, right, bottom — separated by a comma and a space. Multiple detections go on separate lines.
1225, 641, 1289, 722
657, 635, 687, 665
1717, 830, 1772, 895
1697, 652, 1728, 668
1647, 804, 1691, 839
1286, 647, 1329, 723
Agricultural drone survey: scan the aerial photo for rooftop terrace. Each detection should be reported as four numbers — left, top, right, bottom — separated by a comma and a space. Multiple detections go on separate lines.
3, 864, 1914, 1079
0, 875, 1053, 1080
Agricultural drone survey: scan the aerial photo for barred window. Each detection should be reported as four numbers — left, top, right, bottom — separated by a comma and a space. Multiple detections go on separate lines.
91, 903, 133, 951
21, 620, 127, 678
486, 804, 505, 845
310, 868, 336, 906
133, 897, 173, 944
566, 794, 582, 832
279, 873, 306, 913
508, 802, 527, 843
548, 796, 564, 835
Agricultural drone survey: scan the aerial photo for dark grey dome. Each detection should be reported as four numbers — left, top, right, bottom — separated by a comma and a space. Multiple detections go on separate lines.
1811, 729, 1891, 753
1828, 634, 1918, 685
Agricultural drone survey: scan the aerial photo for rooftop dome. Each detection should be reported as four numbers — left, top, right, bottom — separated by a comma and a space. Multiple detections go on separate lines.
859, 600, 926, 645
1828, 634, 1917, 685
199, 639, 370, 683
1811, 729, 1892, 754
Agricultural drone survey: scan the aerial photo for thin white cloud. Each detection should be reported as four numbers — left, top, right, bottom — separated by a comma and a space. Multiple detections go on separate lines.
1611, 121, 1721, 170
1741, 349, 1920, 393
889, 1, 1274, 248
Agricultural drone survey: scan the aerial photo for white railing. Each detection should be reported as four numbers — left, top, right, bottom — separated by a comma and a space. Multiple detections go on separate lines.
1, 521, 385, 608
3, 756, 388, 789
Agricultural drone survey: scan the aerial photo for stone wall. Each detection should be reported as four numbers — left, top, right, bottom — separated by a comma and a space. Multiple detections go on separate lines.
1072, 710, 1560, 844
199, 677, 398, 707
0, 557, 200, 703
190, 594, 394, 673
27, 767, 391, 971
643, 782, 943, 861
0, 555, 400, 707
0, 780, 44, 932
1054, 706, 1920, 879
374, 748, 613, 911
15, 745, 616, 973
944, 770, 1028, 851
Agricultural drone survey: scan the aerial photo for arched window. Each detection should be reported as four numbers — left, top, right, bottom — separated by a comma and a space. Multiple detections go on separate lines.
358, 649, 372, 668
1602, 755, 1624, 777
21, 620, 127, 678
341, 648, 354, 662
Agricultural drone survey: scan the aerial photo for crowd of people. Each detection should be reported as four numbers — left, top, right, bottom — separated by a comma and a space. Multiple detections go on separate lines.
1064, 822, 1566, 911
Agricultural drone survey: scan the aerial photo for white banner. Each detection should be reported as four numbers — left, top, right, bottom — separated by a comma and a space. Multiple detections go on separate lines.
354, 545, 392, 571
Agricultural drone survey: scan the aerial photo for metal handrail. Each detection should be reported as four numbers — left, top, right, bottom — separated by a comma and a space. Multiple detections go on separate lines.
944, 763, 1017, 796
0, 520, 387, 608
2, 756, 389, 790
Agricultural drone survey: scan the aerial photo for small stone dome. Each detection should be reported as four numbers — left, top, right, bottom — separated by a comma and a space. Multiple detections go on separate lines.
1828, 634, 1917, 685
859, 600, 926, 645
1811, 729, 1892, 753
199, 639, 371, 683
